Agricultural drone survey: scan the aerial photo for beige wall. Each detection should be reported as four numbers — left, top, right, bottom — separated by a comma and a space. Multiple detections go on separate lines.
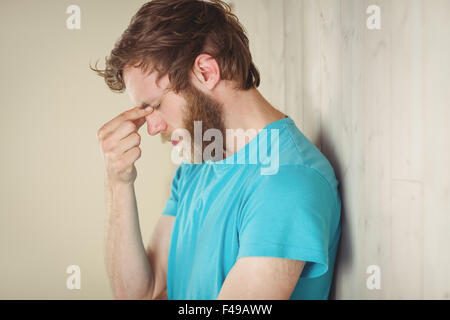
0, 0, 175, 299
1, 0, 449, 299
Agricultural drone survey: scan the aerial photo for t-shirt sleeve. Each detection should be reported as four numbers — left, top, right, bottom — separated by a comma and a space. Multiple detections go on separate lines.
161, 165, 183, 217
237, 165, 339, 279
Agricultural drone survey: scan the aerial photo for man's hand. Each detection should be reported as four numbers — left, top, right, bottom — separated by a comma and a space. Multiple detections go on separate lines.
98, 106, 160, 300
97, 106, 153, 185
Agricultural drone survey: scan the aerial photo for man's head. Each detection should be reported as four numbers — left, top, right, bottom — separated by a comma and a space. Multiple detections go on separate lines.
91, 0, 260, 162
122, 60, 227, 163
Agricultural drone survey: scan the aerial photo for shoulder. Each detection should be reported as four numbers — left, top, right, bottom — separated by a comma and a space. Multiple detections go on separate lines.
277, 118, 340, 194
246, 164, 334, 201
173, 162, 200, 181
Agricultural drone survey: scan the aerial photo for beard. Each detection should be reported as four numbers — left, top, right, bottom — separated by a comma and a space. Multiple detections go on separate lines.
175, 82, 227, 163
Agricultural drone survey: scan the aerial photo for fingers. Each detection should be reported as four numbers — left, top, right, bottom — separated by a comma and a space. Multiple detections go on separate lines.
97, 106, 153, 141
121, 146, 142, 171
133, 115, 148, 131
101, 120, 141, 153
121, 146, 142, 167
97, 106, 154, 184
116, 132, 141, 155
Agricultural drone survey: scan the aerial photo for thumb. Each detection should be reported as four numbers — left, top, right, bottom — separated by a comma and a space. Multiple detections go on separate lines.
133, 116, 147, 131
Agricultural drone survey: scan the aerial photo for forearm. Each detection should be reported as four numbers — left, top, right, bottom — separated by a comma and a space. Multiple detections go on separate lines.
103, 178, 154, 299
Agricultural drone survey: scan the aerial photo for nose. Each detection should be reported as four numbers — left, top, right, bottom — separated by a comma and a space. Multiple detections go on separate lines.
146, 113, 168, 136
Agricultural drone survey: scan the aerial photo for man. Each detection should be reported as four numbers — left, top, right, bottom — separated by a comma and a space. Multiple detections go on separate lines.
93, 0, 341, 300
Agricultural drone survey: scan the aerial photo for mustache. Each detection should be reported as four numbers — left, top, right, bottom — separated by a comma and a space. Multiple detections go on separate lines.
160, 133, 171, 143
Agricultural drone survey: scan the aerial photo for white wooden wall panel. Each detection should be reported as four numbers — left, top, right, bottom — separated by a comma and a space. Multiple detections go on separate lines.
226, 0, 286, 113
284, 0, 303, 127
422, 0, 450, 300
228, 0, 450, 299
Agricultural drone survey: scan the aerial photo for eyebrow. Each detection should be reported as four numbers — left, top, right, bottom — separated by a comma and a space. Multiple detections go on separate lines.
140, 99, 161, 110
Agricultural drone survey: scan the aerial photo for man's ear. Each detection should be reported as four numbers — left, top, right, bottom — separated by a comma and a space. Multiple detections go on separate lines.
192, 53, 220, 90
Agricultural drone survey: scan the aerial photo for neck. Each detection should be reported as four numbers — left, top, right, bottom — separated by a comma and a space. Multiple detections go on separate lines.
219, 86, 286, 158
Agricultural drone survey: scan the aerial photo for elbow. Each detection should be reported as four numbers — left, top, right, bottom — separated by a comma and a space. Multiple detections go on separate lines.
112, 286, 154, 300
112, 292, 153, 300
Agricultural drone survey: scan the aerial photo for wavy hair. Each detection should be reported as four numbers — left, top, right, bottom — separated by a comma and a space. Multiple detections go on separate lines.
90, 0, 260, 93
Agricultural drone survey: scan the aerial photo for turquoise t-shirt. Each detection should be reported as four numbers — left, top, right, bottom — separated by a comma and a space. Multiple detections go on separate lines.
161, 115, 341, 299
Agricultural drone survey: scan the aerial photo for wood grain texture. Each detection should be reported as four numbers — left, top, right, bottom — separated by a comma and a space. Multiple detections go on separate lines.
230, 0, 450, 299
